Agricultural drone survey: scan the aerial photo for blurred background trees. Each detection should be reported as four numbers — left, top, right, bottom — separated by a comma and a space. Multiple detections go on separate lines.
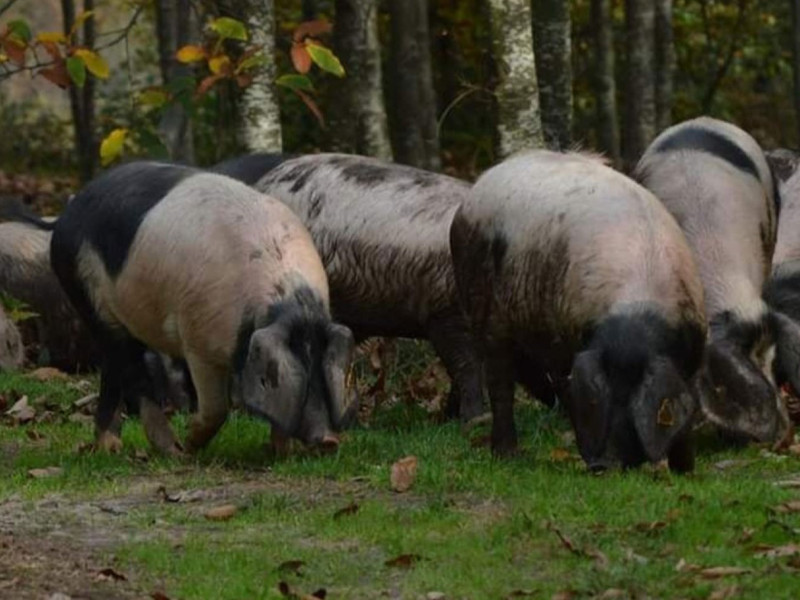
1, 0, 799, 192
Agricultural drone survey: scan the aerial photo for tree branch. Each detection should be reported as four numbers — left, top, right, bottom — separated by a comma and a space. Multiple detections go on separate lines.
701, 0, 748, 112
0, 0, 20, 19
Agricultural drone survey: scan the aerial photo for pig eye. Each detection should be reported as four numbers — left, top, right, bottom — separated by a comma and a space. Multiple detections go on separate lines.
260, 376, 267, 389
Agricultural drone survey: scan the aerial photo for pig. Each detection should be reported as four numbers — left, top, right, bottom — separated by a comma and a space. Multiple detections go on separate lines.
0, 219, 96, 371
12, 162, 356, 455
215, 152, 489, 423
635, 117, 790, 443
211, 153, 291, 185
450, 150, 707, 472
0, 305, 24, 371
763, 148, 800, 399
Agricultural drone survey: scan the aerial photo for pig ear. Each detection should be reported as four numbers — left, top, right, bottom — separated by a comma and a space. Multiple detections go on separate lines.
630, 357, 696, 463
769, 311, 800, 396
568, 350, 612, 462
703, 340, 789, 442
323, 323, 357, 430
239, 325, 306, 435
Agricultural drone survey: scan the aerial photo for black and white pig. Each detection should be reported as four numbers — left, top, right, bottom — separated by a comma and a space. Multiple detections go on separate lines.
17, 162, 356, 455
0, 219, 96, 370
636, 117, 791, 443
214, 153, 488, 423
450, 150, 707, 472
0, 305, 23, 371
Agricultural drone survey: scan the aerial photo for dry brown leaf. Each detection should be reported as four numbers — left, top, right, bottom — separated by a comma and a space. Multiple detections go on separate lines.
29, 367, 69, 382
6, 396, 35, 424
550, 591, 576, 600
587, 548, 609, 569
506, 591, 537, 598
675, 558, 700, 572
737, 528, 756, 544
772, 500, 800, 514
27, 466, 63, 479
754, 543, 800, 559
699, 566, 752, 579
95, 567, 127, 582
278, 559, 306, 575
151, 593, 173, 600
708, 585, 740, 599
332, 501, 359, 520
390, 455, 418, 493
549, 448, 577, 462
384, 553, 423, 569
634, 520, 667, 534
204, 504, 237, 521
25, 429, 44, 441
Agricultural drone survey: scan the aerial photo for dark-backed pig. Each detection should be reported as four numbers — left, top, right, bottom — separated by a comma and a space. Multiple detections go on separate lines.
0, 219, 96, 370
450, 150, 707, 472
0, 305, 24, 371
635, 117, 790, 443
24, 161, 356, 455
211, 153, 291, 185
217, 153, 487, 423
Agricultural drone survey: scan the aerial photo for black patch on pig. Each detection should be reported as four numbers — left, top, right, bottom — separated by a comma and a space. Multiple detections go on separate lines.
307, 191, 325, 220
211, 153, 292, 185
51, 161, 194, 279
708, 309, 768, 350
586, 309, 705, 385
655, 126, 761, 183
765, 272, 800, 324
339, 162, 392, 186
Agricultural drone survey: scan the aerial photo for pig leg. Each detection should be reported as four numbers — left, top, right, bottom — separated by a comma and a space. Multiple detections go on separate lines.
428, 312, 486, 424
486, 341, 518, 456
184, 354, 229, 452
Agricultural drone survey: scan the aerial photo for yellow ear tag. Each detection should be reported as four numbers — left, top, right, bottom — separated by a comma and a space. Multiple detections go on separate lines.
657, 398, 675, 427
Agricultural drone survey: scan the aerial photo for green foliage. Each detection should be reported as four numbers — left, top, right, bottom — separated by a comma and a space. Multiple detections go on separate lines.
0, 293, 38, 323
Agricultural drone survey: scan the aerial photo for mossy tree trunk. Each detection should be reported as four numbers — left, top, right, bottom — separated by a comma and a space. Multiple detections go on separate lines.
655, 0, 675, 133
486, 0, 544, 159
328, 0, 392, 160
532, 0, 573, 150
591, 0, 620, 164
623, 0, 656, 170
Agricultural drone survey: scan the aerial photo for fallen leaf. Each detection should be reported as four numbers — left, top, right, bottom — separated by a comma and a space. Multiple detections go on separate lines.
46, 594, 72, 600
151, 593, 172, 600
774, 478, 800, 488
506, 591, 537, 598
158, 486, 205, 503
385, 553, 423, 569
624, 547, 649, 565
754, 543, 800, 559
278, 559, 306, 575
277, 581, 326, 599
772, 500, 800, 514
390, 455, 418, 493
73, 393, 98, 410
587, 547, 609, 569
27, 466, 63, 479
709, 586, 740, 600
597, 590, 626, 599
332, 501, 359, 520
95, 567, 127, 581
737, 528, 756, 544
634, 520, 667, 534
426, 593, 446, 600
699, 566, 752, 579
29, 367, 69, 381
675, 558, 701, 572
550, 591, 576, 600
204, 504, 237, 521
6, 395, 35, 424
714, 459, 752, 471
26, 429, 44, 441
549, 448, 576, 462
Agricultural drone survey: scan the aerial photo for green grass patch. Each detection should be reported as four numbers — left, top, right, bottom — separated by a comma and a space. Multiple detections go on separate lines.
2, 367, 800, 599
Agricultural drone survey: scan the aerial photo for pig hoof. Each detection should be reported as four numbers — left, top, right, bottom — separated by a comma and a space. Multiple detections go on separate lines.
95, 431, 123, 453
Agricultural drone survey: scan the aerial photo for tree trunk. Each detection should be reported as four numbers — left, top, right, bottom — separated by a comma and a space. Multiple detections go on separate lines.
155, 0, 195, 163
623, 0, 656, 171
532, 0, 573, 150
328, 0, 392, 160
415, 0, 441, 170
388, 0, 441, 168
486, 0, 544, 159
591, 0, 619, 164
792, 0, 800, 145
655, 0, 675, 132
239, 0, 282, 153
61, 0, 96, 182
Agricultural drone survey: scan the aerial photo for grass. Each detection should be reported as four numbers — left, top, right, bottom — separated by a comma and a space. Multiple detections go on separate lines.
2, 363, 800, 599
